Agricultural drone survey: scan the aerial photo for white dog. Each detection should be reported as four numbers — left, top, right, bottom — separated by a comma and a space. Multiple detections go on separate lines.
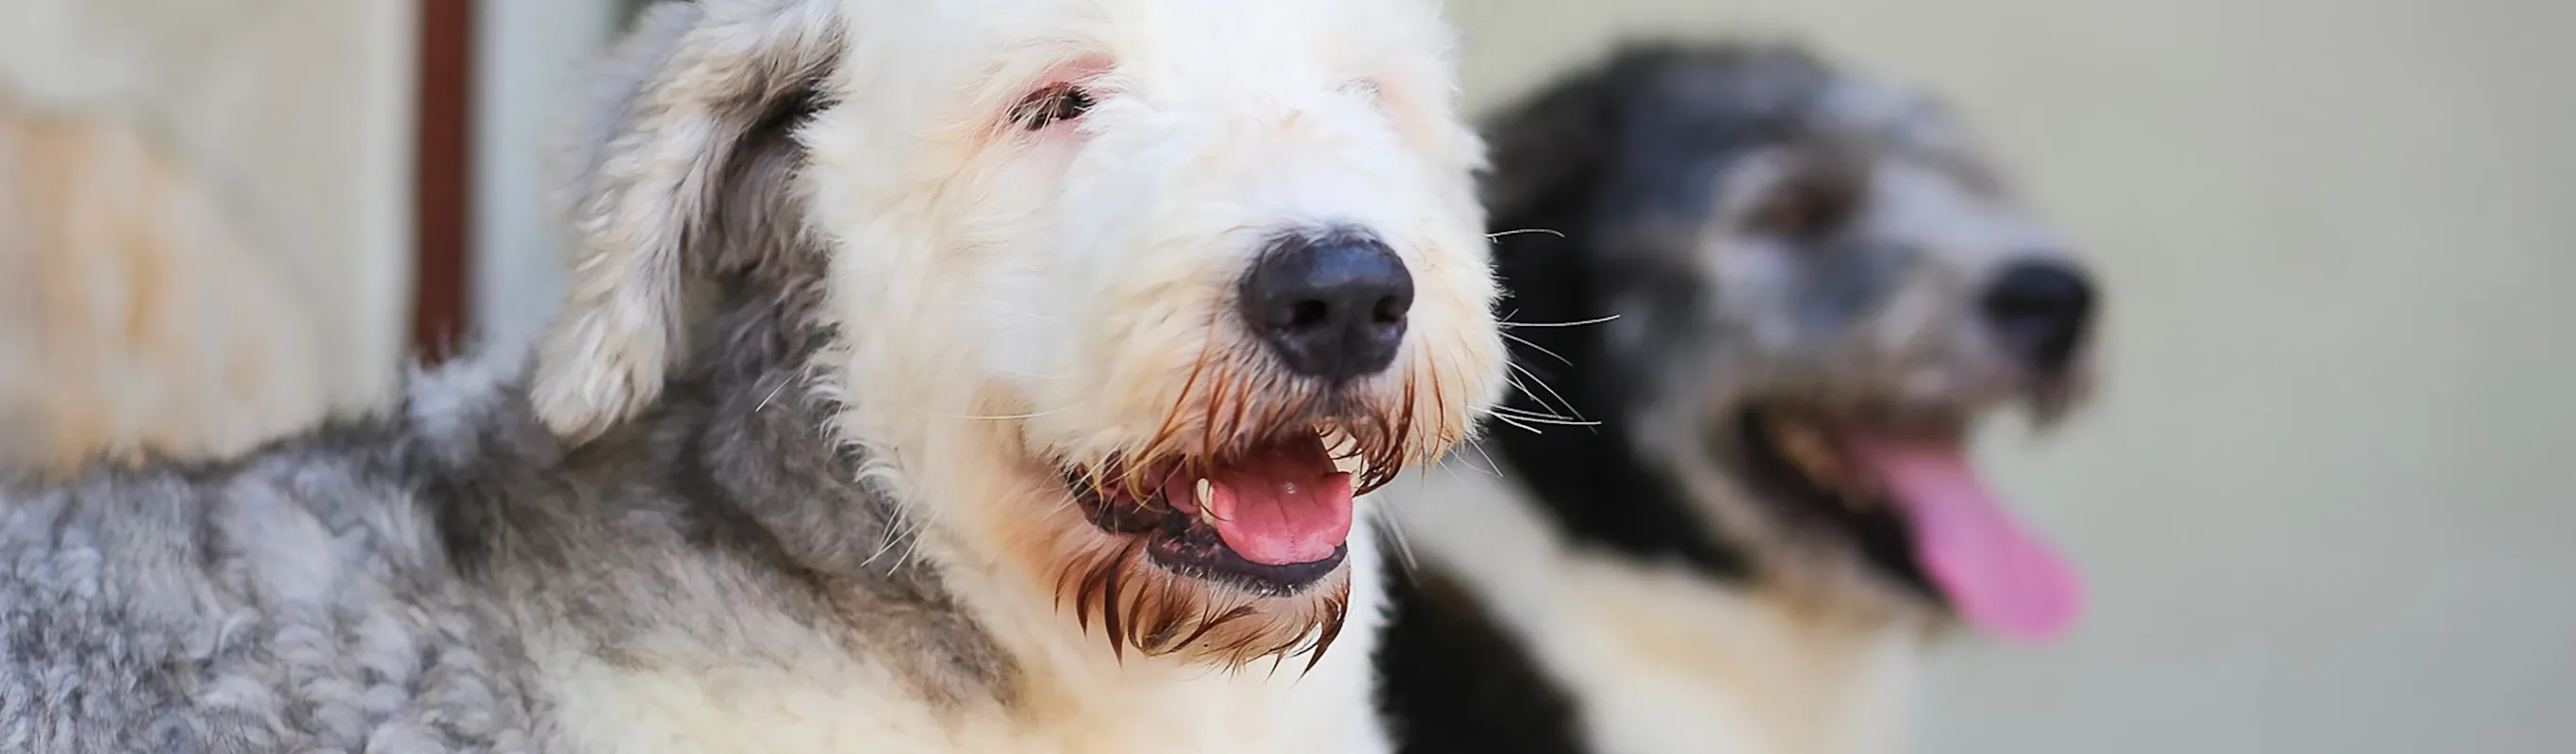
0, 0, 1505, 751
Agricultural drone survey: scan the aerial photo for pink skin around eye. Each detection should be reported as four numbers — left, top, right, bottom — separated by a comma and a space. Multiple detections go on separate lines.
1017, 57, 1115, 130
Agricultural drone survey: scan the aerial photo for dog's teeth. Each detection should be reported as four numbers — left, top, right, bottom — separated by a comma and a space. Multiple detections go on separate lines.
1194, 479, 1218, 527
1770, 418, 1894, 509
1770, 420, 1841, 482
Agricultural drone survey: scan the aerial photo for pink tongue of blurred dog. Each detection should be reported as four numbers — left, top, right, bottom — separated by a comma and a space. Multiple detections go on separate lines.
1841, 433, 2084, 643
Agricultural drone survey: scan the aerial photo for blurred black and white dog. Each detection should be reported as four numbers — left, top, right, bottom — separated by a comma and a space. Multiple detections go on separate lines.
0, 0, 1508, 750
1376, 42, 2102, 754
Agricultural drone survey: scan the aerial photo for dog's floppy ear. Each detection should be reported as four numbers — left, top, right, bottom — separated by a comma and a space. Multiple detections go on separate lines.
534, 0, 843, 444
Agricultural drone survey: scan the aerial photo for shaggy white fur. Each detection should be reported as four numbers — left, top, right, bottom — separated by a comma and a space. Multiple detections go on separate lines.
528, 0, 1504, 750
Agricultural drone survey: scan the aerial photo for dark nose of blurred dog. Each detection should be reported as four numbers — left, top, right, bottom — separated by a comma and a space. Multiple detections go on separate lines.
1980, 259, 2097, 377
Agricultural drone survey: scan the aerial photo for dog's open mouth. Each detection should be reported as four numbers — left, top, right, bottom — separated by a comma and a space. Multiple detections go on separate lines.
1066, 433, 1354, 597
1729, 405, 2082, 642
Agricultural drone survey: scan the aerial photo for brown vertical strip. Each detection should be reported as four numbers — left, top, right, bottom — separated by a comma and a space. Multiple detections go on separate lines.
413, 0, 475, 364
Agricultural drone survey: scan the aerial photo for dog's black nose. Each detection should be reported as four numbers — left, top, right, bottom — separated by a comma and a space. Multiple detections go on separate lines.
1979, 259, 2096, 376
1240, 232, 1414, 383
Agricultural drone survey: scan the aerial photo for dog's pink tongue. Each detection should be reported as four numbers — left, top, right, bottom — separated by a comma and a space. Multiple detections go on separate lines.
1200, 438, 1354, 566
1842, 434, 2084, 643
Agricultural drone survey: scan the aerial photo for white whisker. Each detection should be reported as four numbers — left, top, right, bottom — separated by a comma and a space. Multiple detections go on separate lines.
754, 361, 820, 413
1505, 361, 1586, 424
1491, 405, 1598, 427
1460, 443, 1505, 478
1499, 313, 1620, 329
1502, 332, 1573, 367
1489, 414, 1544, 434
755, 378, 795, 413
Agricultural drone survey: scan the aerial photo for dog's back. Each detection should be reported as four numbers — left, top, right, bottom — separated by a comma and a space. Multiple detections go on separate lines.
0, 303, 983, 751
0, 382, 541, 751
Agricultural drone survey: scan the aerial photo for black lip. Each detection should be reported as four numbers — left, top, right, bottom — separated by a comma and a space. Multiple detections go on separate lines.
1149, 531, 1346, 598
1065, 471, 1344, 597
1724, 408, 1940, 601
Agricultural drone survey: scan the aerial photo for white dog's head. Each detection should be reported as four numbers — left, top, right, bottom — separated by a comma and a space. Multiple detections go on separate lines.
534, 0, 1505, 667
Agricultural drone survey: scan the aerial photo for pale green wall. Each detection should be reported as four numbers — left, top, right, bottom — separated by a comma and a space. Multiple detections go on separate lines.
1449, 1, 2576, 751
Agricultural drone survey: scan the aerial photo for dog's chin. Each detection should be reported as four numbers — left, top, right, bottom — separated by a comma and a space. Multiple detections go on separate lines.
1044, 427, 1369, 665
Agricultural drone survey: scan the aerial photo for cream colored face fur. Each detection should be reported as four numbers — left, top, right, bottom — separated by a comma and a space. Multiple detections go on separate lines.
533, 0, 1504, 670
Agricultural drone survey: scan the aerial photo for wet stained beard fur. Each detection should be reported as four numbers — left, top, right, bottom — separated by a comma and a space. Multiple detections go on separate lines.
1375, 41, 2104, 754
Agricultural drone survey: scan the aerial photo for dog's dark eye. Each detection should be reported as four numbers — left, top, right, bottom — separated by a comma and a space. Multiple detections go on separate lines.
1750, 176, 1858, 240
1013, 85, 1096, 131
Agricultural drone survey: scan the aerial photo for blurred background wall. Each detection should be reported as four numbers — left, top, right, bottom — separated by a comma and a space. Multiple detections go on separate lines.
471, 0, 627, 354
0, 0, 415, 411
5, 0, 2568, 751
